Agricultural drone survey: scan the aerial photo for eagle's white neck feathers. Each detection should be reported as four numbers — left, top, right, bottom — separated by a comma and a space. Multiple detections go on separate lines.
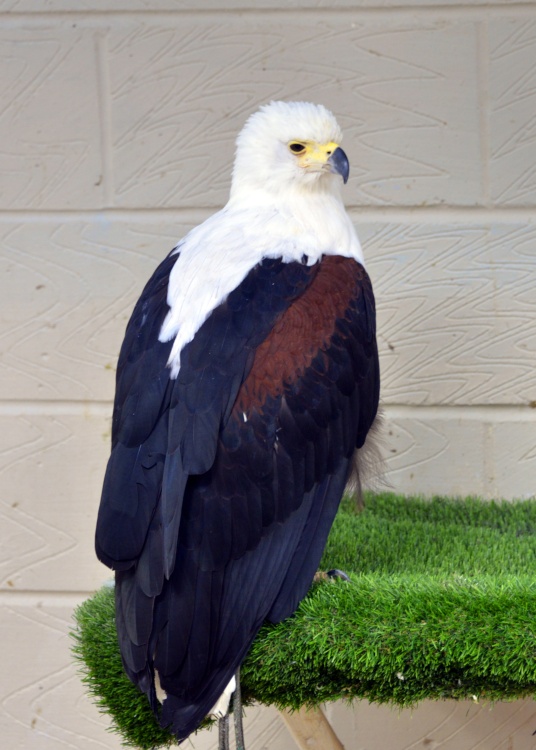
159, 101, 364, 378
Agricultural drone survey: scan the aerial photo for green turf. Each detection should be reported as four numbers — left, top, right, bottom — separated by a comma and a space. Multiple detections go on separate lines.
72, 492, 536, 748
321, 493, 536, 576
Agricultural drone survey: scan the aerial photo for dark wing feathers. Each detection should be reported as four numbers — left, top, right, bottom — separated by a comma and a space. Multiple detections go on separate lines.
160, 474, 334, 737
113, 253, 177, 447
267, 461, 349, 623
95, 251, 379, 741
96, 252, 177, 570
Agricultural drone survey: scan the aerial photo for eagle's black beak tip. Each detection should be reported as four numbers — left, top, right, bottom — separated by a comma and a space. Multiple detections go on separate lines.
328, 147, 350, 184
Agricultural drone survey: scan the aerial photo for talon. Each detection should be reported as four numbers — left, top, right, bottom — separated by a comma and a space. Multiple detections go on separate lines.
326, 568, 351, 582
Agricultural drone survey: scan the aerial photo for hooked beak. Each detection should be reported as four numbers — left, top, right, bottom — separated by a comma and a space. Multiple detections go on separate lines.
327, 147, 350, 184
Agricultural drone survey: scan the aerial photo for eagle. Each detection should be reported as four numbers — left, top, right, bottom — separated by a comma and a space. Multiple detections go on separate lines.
95, 100, 380, 744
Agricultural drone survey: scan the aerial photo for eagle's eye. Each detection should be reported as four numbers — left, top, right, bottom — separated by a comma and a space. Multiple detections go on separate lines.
289, 142, 306, 154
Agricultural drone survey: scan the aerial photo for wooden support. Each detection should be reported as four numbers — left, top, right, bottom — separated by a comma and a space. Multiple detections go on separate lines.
279, 706, 345, 750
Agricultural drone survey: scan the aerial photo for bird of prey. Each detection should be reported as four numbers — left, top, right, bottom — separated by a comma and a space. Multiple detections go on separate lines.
95, 100, 380, 744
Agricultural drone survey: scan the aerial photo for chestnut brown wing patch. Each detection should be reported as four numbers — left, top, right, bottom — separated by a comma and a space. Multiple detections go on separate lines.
235, 255, 375, 413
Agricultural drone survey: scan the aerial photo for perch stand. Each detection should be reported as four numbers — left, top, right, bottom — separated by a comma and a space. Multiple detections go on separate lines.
72, 493, 536, 749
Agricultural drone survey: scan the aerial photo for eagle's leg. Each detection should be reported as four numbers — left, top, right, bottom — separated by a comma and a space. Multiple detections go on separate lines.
233, 666, 245, 750
218, 713, 230, 750
217, 669, 245, 750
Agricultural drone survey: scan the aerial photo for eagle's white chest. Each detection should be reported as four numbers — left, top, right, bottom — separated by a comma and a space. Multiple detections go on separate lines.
159, 192, 364, 379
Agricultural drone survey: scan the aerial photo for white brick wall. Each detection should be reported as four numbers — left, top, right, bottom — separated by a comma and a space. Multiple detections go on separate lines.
1, 3, 534, 749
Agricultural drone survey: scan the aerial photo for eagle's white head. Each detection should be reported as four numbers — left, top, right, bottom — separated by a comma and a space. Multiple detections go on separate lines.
230, 101, 349, 200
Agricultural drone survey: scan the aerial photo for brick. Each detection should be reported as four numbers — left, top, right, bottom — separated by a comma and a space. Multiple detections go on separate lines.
489, 420, 536, 500
0, 413, 111, 592
325, 698, 536, 750
0, 1, 526, 10
360, 222, 536, 406
380, 407, 536, 500
489, 20, 536, 206
108, 18, 481, 208
0, 219, 195, 402
381, 409, 487, 498
0, 601, 122, 749
0, 27, 103, 209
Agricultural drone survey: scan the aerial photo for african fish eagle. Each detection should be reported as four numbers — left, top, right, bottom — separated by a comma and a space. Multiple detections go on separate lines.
95, 100, 380, 743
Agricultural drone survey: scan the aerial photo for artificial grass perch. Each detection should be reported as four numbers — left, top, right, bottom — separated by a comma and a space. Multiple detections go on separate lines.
72, 492, 536, 749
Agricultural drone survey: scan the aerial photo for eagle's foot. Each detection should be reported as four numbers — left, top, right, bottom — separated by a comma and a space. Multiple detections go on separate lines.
313, 568, 351, 583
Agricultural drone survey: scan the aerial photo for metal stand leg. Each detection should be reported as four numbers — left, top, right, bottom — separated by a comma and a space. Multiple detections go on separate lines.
233, 667, 245, 750
218, 713, 230, 750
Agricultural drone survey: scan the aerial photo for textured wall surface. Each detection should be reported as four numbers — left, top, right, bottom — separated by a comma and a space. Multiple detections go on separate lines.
1, 2, 535, 749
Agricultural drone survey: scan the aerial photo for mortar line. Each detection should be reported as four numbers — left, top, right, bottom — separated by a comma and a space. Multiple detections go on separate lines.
386, 403, 536, 422
2, 5, 536, 23
0, 400, 113, 416
0, 589, 100, 606
0, 206, 536, 224
0, 400, 533, 420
